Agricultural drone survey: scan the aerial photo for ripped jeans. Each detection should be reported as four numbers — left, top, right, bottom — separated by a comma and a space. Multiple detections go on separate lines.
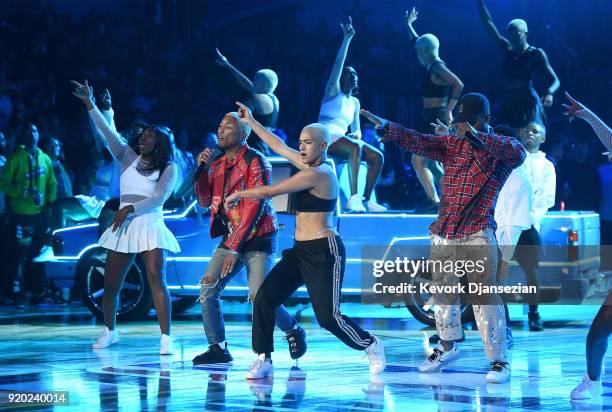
200, 247, 295, 346
429, 228, 507, 363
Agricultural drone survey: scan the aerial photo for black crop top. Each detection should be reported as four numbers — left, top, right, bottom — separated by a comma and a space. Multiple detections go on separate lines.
421, 60, 451, 99
294, 189, 336, 213
252, 93, 279, 129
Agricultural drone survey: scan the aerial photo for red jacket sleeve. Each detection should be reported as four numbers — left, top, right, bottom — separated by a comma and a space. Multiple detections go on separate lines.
223, 156, 270, 252
195, 168, 212, 208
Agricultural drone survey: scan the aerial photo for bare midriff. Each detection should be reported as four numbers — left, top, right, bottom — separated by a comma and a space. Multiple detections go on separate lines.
423, 96, 449, 109
294, 211, 338, 241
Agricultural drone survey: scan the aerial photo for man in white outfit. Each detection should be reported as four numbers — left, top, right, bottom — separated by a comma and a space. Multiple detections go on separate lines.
515, 122, 556, 331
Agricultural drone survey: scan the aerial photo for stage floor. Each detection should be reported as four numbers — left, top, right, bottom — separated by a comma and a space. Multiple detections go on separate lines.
0, 303, 609, 411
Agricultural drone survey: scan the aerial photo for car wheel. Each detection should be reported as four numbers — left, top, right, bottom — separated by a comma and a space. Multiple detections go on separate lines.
77, 247, 153, 321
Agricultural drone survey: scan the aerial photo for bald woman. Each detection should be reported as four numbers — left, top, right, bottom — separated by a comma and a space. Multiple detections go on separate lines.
477, 0, 560, 128
405, 7, 464, 209
226, 102, 386, 380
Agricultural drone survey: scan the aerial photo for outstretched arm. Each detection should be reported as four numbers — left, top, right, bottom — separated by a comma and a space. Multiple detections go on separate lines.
87, 88, 117, 152
324, 17, 355, 99
537, 49, 560, 107
360, 109, 448, 163
476, 0, 510, 49
564, 92, 612, 151
405, 7, 419, 44
236, 101, 307, 170
215, 48, 255, 93
225, 167, 321, 209
72, 80, 133, 163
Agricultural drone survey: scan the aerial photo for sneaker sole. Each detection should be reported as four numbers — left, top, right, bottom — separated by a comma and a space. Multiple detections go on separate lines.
570, 390, 602, 400
246, 372, 273, 380
419, 350, 460, 373
486, 374, 510, 384
92, 339, 119, 349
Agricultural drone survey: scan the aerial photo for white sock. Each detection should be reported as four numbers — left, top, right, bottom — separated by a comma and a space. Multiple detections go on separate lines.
215, 341, 226, 349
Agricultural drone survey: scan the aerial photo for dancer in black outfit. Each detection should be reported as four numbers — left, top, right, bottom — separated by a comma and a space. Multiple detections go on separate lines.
405, 6, 464, 209
476, 0, 560, 128
225, 102, 386, 380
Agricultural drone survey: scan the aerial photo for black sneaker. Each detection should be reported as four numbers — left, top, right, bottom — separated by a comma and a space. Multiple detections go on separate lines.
192, 343, 233, 365
528, 311, 543, 332
285, 326, 307, 360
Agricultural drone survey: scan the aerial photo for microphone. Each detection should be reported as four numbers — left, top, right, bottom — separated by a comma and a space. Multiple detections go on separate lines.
193, 160, 211, 182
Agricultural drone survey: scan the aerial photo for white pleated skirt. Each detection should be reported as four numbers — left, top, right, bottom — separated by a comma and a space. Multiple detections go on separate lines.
98, 210, 181, 254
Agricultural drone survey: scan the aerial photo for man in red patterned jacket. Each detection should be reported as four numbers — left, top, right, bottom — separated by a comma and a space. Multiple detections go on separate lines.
362, 93, 526, 384
192, 112, 306, 365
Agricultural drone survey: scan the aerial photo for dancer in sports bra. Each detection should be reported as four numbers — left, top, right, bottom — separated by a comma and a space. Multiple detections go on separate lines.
72, 80, 180, 355
225, 101, 386, 379
405, 6, 464, 210
318, 17, 386, 213
215, 48, 280, 155
476, 0, 559, 128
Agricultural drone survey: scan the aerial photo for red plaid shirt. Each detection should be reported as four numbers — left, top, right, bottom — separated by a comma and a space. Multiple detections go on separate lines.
385, 123, 526, 239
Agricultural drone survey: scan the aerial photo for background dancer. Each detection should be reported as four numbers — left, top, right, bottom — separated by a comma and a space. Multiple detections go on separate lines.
227, 101, 386, 379
215, 48, 280, 155
318, 17, 386, 213
405, 6, 464, 210
192, 111, 305, 365
514, 121, 556, 331
476, 0, 560, 128
361, 93, 526, 384
494, 159, 534, 348
73, 80, 180, 355
564, 91, 611, 400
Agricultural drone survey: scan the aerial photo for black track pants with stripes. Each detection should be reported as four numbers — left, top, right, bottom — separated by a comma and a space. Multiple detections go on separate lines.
252, 235, 373, 354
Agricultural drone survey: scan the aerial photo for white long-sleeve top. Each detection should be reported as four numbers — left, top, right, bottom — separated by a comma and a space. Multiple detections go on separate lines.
577, 108, 612, 152
521, 151, 556, 231
88, 107, 177, 214
495, 167, 534, 262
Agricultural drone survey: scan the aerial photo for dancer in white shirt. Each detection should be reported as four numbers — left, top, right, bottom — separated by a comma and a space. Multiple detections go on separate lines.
494, 164, 533, 347
73, 81, 180, 355
516, 121, 556, 331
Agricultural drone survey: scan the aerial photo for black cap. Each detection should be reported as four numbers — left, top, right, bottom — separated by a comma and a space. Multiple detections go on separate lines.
454, 93, 490, 123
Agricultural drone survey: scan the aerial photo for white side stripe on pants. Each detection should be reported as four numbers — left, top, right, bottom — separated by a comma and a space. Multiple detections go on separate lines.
327, 236, 370, 348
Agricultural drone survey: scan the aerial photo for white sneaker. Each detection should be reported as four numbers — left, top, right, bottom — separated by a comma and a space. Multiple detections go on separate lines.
486, 361, 511, 383
346, 194, 366, 213
419, 344, 460, 373
246, 354, 273, 380
92, 327, 119, 349
365, 335, 386, 374
365, 199, 387, 212
160, 334, 174, 355
32, 245, 54, 263
570, 374, 603, 400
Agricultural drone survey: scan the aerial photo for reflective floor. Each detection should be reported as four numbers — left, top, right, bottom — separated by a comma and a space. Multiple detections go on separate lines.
0, 303, 609, 411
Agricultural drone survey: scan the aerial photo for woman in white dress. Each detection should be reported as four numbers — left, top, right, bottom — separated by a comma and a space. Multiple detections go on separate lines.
72, 81, 180, 354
